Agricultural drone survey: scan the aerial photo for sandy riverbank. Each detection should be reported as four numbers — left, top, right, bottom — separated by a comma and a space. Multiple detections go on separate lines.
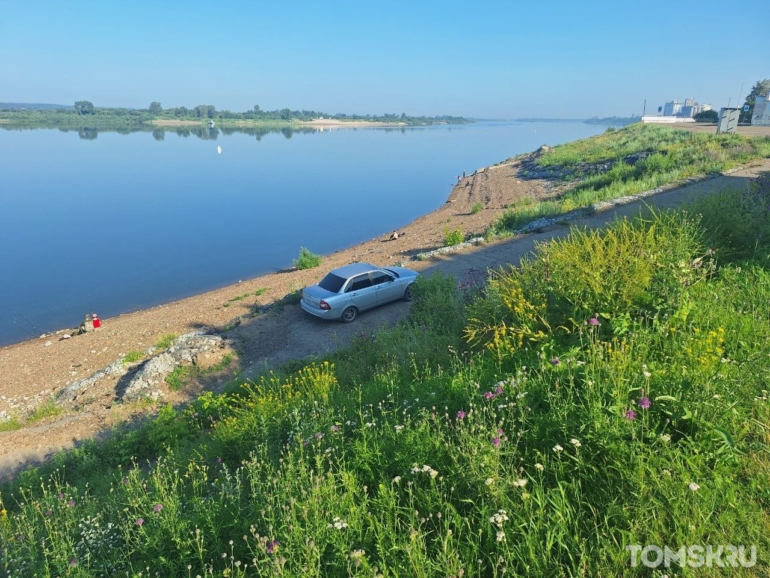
302, 119, 408, 128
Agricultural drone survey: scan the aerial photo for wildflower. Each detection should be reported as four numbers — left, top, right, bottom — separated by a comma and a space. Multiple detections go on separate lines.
553, 444, 563, 452
569, 438, 581, 447
314, 432, 324, 440
483, 391, 495, 400
0, 508, 6, 517
456, 410, 467, 420
513, 478, 528, 487
395, 425, 404, 432
495, 385, 504, 395
485, 477, 495, 486
330, 517, 349, 530
266, 540, 280, 554
492, 437, 501, 447
331, 425, 341, 432
688, 482, 700, 492
69, 558, 77, 567
135, 518, 144, 527
534, 463, 544, 472
496, 531, 506, 542
68, 500, 76, 508
490, 509, 509, 527
624, 409, 637, 421
643, 371, 652, 378
588, 317, 600, 326
44, 510, 52, 517
639, 397, 651, 410
659, 433, 671, 443
153, 503, 163, 513
551, 357, 560, 366
58, 493, 64, 500
392, 476, 402, 484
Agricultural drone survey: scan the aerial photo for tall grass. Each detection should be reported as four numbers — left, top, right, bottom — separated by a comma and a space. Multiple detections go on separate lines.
2, 203, 770, 576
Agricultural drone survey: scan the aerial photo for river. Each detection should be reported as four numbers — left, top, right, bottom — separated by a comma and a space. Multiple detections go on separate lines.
0, 120, 610, 345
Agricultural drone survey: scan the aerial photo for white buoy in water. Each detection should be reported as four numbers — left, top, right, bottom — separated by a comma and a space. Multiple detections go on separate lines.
217, 145, 222, 154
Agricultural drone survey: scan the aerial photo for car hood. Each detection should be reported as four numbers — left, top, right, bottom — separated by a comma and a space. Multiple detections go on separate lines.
384, 266, 419, 279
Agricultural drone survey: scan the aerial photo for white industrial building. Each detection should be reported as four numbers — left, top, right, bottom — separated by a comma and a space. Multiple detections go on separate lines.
661, 97, 711, 118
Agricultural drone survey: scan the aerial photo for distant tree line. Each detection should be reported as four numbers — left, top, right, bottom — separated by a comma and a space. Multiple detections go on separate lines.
0, 100, 470, 126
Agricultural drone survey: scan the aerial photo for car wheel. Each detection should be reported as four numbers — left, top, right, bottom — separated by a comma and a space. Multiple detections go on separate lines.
403, 284, 415, 302
341, 306, 358, 323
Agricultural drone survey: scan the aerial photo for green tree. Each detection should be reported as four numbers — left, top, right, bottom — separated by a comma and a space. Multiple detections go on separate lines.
694, 109, 718, 123
280, 108, 292, 120
74, 100, 94, 115
739, 79, 770, 123
149, 102, 162, 114
253, 104, 261, 112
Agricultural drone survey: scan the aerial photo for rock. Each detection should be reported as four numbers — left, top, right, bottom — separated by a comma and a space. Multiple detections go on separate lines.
44, 341, 52, 347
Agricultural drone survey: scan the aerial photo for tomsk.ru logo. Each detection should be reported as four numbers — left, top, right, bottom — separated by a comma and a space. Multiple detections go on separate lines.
626, 545, 757, 568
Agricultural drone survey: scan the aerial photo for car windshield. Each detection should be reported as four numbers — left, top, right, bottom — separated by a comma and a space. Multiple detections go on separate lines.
318, 272, 347, 293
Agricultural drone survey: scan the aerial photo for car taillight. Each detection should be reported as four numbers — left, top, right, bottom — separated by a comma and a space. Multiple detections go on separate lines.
319, 300, 331, 310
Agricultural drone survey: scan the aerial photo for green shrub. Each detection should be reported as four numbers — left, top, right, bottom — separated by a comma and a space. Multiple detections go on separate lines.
470, 202, 483, 214
122, 350, 144, 364
293, 246, 322, 269
443, 226, 464, 246
154, 333, 177, 351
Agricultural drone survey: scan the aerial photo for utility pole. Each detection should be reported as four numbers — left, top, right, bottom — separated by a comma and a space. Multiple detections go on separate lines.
642, 99, 647, 117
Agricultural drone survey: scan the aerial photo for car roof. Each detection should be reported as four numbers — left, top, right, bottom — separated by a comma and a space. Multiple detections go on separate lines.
329, 262, 380, 279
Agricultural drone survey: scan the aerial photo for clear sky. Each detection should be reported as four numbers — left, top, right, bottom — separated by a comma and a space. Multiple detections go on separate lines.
1, 0, 764, 118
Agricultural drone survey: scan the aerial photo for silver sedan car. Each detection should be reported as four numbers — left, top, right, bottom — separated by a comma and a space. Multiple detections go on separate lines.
301, 262, 420, 322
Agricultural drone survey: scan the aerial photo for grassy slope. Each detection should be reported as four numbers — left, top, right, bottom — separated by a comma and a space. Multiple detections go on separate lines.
2, 155, 770, 577
491, 123, 770, 234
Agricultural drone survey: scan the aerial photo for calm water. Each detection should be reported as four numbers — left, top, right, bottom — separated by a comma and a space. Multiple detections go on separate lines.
0, 121, 608, 345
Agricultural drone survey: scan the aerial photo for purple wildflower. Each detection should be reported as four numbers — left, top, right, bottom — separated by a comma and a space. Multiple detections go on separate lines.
135, 518, 144, 527
483, 391, 495, 400
456, 410, 467, 420
495, 385, 504, 395
588, 317, 600, 326
153, 503, 163, 513
551, 357, 560, 366
639, 397, 651, 410
67, 500, 76, 508
314, 432, 324, 440
331, 425, 341, 432
492, 437, 501, 447
69, 558, 77, 568
624, 409, 637, 421
266, 540, 280, 554
44, 510, 52, 517
57, 493, 64, 500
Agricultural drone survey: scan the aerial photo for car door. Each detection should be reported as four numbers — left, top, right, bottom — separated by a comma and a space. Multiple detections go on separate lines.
344, 273, 378, 311
371, 270, 400, 303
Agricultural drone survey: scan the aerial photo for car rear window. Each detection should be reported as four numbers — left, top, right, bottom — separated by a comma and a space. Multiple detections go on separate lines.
318, 273, 346, 293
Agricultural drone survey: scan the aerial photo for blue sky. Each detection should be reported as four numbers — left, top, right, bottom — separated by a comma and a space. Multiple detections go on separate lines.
1, 0, 764, 118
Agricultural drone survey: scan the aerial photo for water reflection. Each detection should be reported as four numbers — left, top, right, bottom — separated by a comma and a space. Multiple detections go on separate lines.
0, 123, 416, 141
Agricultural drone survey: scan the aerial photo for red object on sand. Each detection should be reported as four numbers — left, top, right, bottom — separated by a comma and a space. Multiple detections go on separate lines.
92, 315, 101, 329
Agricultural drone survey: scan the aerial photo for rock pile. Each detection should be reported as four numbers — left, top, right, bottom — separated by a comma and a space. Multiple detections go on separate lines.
56, 333, 228, 405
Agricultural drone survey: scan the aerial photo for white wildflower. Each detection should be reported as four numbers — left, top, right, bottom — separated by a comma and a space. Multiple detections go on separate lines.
534, 463, 544, 472
688, 482, 700, 492
570, 438, 581, 447
553, 444, 563, 452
